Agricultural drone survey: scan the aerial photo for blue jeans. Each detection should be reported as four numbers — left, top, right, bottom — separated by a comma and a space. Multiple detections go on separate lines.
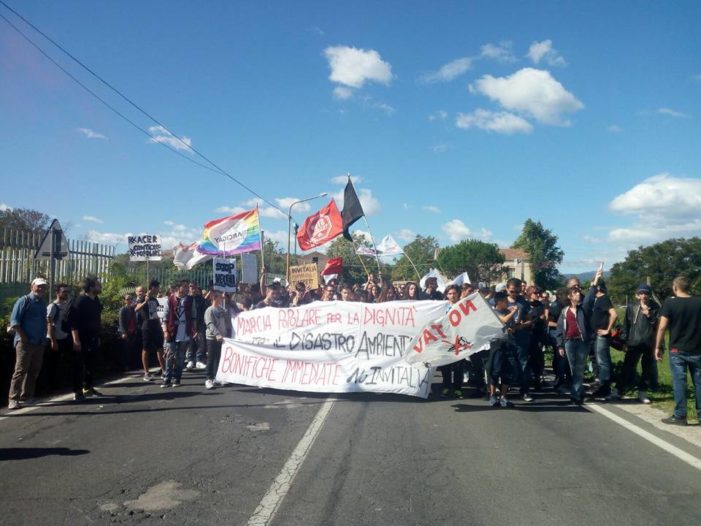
668, 351, 701, 420
565, 339, 589, 402
164, 340, 187, 384
595, 335, 612, 385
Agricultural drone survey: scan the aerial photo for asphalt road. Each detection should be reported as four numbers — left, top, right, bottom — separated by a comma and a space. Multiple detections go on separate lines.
0, 371, 699, 525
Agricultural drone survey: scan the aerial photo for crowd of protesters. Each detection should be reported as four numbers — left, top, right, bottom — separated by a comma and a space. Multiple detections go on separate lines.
6, 269, 701, 426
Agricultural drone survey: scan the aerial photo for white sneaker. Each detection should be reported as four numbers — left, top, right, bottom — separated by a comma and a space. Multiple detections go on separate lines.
638, 390, 651, 404
186, 361, 195, 370
7, 400, 19, 410
205, 379, 214, 390
196, 361, 207, 370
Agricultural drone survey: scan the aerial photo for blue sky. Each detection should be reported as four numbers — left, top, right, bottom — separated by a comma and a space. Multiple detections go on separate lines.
1, 0, 700, 274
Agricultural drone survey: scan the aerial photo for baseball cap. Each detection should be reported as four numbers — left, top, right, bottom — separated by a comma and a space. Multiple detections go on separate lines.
636, 283, 652, 295
31, 277, 48, 287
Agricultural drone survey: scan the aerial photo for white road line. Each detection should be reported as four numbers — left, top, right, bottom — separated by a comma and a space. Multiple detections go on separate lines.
587, 403, 701, 472
247, 397, 336, 526
0, 371, 147, 422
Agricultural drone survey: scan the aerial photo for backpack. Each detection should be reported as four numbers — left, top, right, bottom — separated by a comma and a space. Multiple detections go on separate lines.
6, 295, 31, 335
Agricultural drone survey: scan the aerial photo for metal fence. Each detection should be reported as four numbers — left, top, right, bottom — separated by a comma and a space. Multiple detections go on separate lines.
0, 228, 115, 314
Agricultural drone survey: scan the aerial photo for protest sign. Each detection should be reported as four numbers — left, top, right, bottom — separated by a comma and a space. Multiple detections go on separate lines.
213, 257, 237, 292
240, 253, 258, 284
404, 293, 504, 367
289, 263, 319, 289
128, 234, 162, 261
218, 300, 448, 397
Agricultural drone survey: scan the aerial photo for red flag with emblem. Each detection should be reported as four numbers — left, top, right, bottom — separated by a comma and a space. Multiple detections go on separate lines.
296, 199, 343, 251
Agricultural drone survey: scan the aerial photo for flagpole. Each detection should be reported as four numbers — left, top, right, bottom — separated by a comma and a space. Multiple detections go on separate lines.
349, 236, 371, 277
401, 249, 422, 282
360, 215, 383, 279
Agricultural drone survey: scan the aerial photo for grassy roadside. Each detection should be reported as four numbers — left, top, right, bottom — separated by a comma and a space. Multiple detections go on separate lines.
609, 347, 699, 424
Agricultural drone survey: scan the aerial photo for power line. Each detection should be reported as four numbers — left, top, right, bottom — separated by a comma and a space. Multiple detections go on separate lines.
0, 1, 285, 214
0, 11, 223, 176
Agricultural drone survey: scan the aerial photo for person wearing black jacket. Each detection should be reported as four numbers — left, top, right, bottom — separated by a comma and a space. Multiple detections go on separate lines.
617, 284, 659, 404
70, 277, 103, 397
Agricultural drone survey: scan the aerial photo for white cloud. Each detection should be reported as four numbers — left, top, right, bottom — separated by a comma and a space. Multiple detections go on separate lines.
423, 205, 441, 214
442, 219, 472, 242
373, 102, 396, 115
86, 230, 127, 245
480, 41, 516, 62
608, 173, 701, 245
608, 124, 623, 133
428, 110, 448, 121
476, 228, 493, 240
82, 215, 103, 224
148, 125, 192, 152
471, 68, 583, 125
324, 45, 393, 100
657, 108, 691, 119
583, 235, 603, 243
331, 175, 363, 185
421, 57, 472, 83
526, 40, 567, 67
333, 86, 354, 100
396, 229, 416, 242
456, 109, 533, 134
275, 197, 314, 214
332, 187, 381, 216
0, 203, 11, 212
262, 229, 289, 248
216, 198, 287, 220
77, 128, 107, 140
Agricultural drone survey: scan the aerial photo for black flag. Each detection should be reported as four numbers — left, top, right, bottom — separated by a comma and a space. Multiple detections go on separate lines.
341, 178, 364, 241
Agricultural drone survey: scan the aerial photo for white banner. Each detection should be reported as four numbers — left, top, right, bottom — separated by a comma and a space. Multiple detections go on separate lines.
404, 293, 505, 367
213, 257, 237, 292
217, 300, 449, 397
128, 234, 162, 261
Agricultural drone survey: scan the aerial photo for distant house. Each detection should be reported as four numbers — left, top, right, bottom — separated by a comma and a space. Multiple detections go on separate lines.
499, 248, 532, 284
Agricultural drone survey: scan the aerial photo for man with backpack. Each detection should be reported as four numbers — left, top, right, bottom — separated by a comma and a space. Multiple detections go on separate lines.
46, 283, 82, 400
7, 277, 49, 410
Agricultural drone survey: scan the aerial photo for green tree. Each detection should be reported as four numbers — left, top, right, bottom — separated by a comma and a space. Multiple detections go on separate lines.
392, 235, 438, 281
0, 207, 51, 233
437, 239, 505, 283
607, 237, 701, 302
326, 233, 376, 284
512, 219, 564, 289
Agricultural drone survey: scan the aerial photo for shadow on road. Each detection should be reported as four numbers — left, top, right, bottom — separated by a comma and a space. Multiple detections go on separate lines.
0, 447, 90, 461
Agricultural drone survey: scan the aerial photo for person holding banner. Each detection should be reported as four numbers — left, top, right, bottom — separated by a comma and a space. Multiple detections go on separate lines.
487, 291, 518, 407
440, 285, 466, 399
204, 290, 234, 390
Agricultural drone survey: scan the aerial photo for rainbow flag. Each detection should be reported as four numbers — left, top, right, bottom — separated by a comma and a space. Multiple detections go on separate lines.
196, 209, 262, 256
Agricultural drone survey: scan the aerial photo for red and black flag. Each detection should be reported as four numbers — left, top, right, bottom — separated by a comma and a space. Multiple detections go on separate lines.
341, 178, 364, 241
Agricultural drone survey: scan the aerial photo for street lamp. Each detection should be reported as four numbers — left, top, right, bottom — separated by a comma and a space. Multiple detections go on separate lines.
286, 193, 328, 283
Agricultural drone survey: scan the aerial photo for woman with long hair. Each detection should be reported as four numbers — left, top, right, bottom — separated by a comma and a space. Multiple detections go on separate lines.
402, 281, 421, 301
556, 283, 596, 405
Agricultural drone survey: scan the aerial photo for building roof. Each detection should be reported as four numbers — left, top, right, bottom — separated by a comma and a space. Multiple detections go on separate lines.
500, 248, 529, 261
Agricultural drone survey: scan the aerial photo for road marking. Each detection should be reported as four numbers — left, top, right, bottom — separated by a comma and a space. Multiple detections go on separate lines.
587, 403, 701, 472
247, 396, 336, 526
0, 372, 147, 422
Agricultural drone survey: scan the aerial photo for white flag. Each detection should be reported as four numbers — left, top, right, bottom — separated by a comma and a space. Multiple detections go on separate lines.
420, 268, 448, 293
450, 272, 471, 287
174, 242, 212, 270
376, 235, 403, 257
355, 245, 378, 256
